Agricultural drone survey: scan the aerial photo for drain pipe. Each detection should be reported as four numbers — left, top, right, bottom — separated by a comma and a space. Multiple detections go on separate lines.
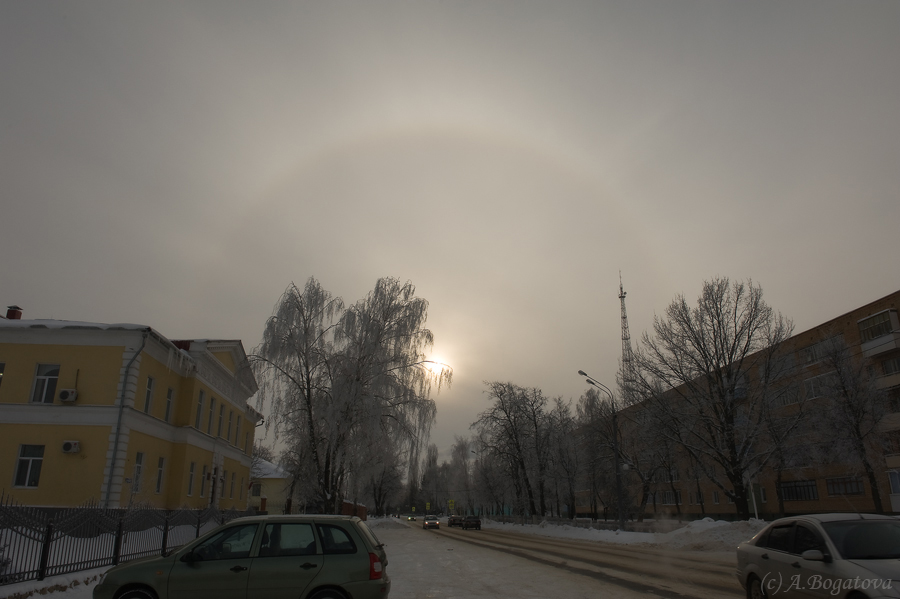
104, 329, 150, 508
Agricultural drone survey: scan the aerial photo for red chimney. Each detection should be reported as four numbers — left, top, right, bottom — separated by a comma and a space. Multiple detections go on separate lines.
6, 305, 22, 320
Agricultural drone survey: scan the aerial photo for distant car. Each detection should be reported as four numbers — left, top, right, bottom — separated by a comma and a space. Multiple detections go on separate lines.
462, 515, 481, 530
448, 515, 463, 527
423, 515, 440, 529
736, 513, 900, 599
407, 514, 416, 521
92, 514, 390, 599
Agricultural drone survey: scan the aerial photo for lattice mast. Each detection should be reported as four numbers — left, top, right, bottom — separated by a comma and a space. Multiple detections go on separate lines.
618, 272, 636, 400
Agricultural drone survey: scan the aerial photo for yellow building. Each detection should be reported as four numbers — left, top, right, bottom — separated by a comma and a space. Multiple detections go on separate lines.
249, 458, 292, 514
0, 306, 262, 509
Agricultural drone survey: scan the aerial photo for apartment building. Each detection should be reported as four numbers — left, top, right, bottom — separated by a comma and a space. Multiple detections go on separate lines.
0, 306, 262, 509
632, 289, 900, 519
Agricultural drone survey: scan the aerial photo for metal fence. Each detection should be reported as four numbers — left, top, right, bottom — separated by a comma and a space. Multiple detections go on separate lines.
0, 493, 253, 586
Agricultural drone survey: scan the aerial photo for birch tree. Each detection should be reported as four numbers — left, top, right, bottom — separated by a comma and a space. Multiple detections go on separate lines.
252, 277, 449, 513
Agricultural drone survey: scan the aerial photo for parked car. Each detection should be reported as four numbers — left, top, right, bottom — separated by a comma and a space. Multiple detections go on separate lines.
406, 514, 416, 521
447, 514, 464, 527
737, 513, 900, 599
462, 515, 481, 530
93, 514, 390, 599
423, 515, 440, 529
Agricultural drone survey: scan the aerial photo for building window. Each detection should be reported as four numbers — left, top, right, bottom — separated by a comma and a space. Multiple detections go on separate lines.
826, 476, 864, 496
195, 391, 205, 429
164, 388, 174, 423
14, 445, 44, 487
156, 457, 165, 493
662, 490, 681, 505
31, 364, 59, 403
244, 432, 250, 454
143, 377, 154, 414
207, 398, 216, 434
200, 465, 208, 497
227, 411, 234, 443
230, 472, 235, 499
712, 491, 720, 504
239, 476, 244, 500
187, 462, 196, 496
778, 480, 819, 501
0, 362, 5, 389
884, 358, 900, 376
760, 487, 767, 503
133, 452, 144, 493
859, 311, 893, 343
890, 471, 900, 495
218, 405, 225, 437
665, 469, 679, 483
803, 373, 835, 400
252, 483, 262, 497
235, 418, 242, 447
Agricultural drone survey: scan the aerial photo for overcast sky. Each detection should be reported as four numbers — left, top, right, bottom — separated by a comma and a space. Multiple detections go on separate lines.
3, 1, 899, 458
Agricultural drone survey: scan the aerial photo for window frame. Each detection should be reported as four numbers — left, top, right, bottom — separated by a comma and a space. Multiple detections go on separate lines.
195, 391, 205, 429
164, 388, 174, 423
14, 444, 45, 488
156, 457, 165, 494
143, 377, 154, 414
31, 364, 60, 404
187, 461, 196, 497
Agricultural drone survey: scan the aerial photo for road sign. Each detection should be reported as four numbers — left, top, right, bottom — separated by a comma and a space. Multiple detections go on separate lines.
411, 506, 415, 511
448, 499, 455, 510
426, 502, 431, 510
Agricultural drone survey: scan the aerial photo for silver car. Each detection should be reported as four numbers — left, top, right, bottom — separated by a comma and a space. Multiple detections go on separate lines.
737, 513, 900, 599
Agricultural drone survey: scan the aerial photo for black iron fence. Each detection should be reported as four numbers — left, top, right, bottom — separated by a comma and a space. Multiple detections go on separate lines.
0, 493, 253, 586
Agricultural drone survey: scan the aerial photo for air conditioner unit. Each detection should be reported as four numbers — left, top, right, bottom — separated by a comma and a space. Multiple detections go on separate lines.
58, 389, 78, 402
62, 440, 81, 453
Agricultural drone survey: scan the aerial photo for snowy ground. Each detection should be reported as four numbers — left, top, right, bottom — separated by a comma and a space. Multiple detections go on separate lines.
480, 516, 767, 553
2, 516, 765, 599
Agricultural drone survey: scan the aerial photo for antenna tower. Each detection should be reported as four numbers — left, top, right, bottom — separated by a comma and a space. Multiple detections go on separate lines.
619, 272, 635, 397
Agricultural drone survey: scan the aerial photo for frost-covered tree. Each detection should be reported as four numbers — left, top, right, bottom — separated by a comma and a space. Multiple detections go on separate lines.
252, 277, 449, 513
632, 278, 793, 519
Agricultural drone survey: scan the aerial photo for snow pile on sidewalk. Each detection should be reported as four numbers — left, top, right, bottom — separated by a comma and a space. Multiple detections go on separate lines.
483, 516, 768, 552
0, 567, 108, 599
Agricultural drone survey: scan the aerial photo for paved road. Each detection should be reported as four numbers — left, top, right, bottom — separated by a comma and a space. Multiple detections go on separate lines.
410, 520, 744, 599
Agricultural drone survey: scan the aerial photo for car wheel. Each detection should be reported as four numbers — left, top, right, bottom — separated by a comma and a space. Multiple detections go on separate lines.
307, 589, 348, 599
116, 589, 158, 599
747, 576, 765, 599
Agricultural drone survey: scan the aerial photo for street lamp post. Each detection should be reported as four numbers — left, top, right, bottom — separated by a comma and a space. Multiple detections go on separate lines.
577, 370, 627, 530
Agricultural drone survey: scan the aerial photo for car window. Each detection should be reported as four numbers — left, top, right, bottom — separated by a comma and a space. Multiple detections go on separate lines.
259, 523, 317, 557
317, 524, 358, 555
823, 521, 900, 559
357, 520, 383, 548
794, 524, 825, 554
765, 524, 794, 552
193, 523, 259, 561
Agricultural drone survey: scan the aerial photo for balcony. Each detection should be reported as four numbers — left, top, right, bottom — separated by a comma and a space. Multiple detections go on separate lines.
861, 330, 900, 358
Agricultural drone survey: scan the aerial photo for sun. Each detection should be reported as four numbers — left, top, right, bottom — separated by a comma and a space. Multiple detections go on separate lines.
423, 356, 449, 375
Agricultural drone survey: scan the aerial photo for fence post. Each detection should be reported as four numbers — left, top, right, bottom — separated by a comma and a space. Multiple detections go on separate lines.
196, 509, 202, 538
37, 521, 53, 580
113, 519, 124, 565
161, 515, 170, 556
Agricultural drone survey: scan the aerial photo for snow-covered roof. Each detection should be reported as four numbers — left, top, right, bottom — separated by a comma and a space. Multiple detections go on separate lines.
0, 318, 152, 330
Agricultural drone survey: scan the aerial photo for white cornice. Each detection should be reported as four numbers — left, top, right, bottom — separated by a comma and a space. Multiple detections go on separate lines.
0, 404, 251, 466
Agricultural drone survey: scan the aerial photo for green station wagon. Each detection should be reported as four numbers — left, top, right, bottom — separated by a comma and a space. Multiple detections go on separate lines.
93, 515, 390, 599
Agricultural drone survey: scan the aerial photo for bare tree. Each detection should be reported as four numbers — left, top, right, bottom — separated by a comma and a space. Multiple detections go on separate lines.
472, 382, 544, 516
810, 334, 888, 513
632, 277, 793, 519
252, 277, 449, 513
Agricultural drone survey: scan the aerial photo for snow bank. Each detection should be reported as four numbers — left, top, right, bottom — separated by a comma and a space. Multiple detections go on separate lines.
483, 516, 768, 552
0, 567, 108, 599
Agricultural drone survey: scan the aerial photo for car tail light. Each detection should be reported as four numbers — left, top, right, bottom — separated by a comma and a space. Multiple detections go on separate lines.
369, 552, 383, 580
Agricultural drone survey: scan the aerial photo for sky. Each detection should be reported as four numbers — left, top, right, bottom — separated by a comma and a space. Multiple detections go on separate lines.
2, 1, 899, 460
